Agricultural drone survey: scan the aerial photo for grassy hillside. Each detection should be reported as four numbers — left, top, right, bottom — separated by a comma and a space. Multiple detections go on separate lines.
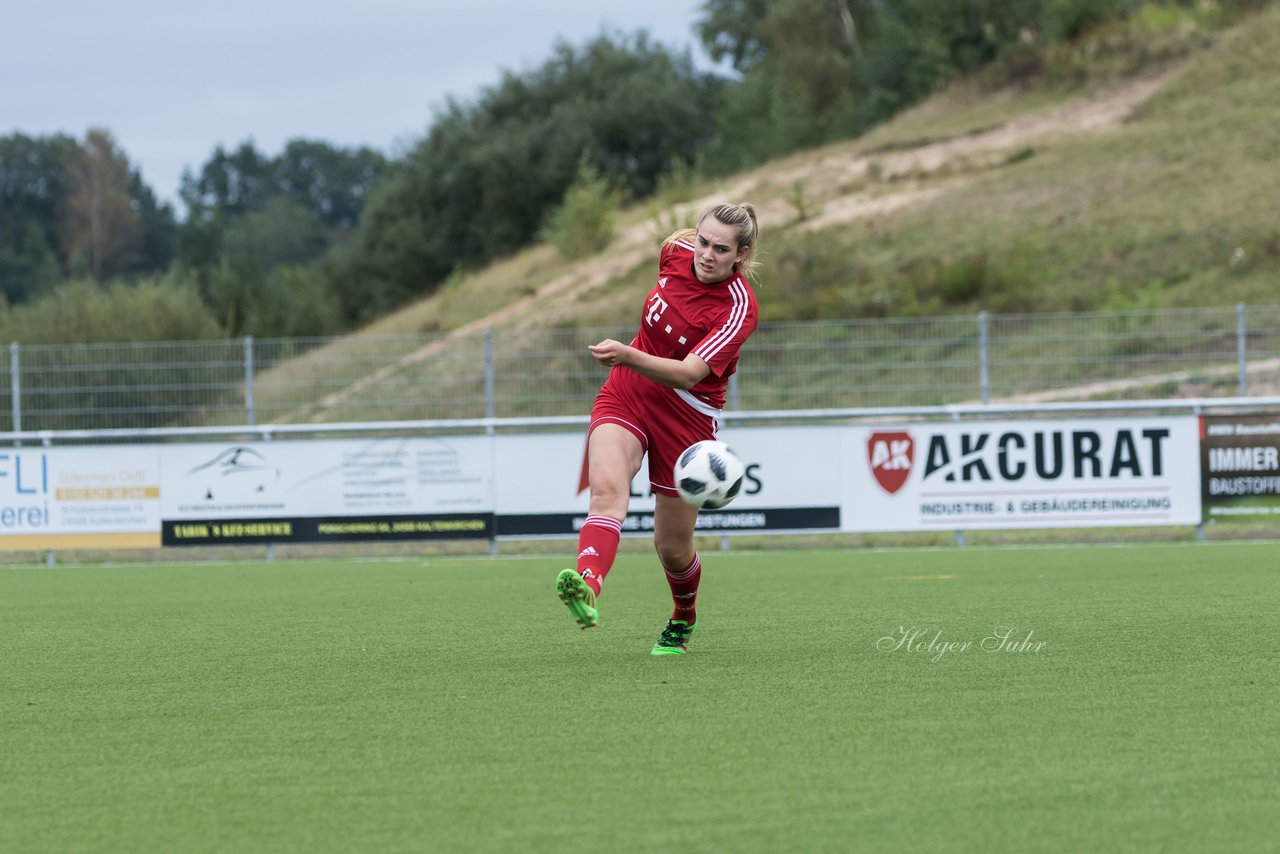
244, 5, 1280, 423
359, 5, 1277, 337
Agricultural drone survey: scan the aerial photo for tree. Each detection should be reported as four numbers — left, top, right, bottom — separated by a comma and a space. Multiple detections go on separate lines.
694, 0, 1135, 172
696, 0, 774, 71
346, 32, 723, 317
180, 139, 388, 232
127, 169, 178, 275
174, 139, 390, 334
196, 196, 329, 336
273, 139, 388, 230
61, 128, 142, 281
179, 141, 274, 222
0, 132, 76, 302
696, 0, 875, 169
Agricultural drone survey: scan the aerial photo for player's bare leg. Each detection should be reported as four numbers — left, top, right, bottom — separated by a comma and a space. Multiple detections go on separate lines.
557, 424, 643, 629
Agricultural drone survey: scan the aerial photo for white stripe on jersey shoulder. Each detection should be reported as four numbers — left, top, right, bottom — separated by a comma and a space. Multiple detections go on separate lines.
694, 277, 747, 361
672, 239, 696, 252
694, 277, 750, 363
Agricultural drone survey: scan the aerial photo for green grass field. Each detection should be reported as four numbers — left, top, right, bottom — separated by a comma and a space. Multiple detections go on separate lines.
3, 543, 1277, 852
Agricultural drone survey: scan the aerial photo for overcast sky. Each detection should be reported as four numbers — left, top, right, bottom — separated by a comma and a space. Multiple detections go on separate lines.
2, 0, 719, 208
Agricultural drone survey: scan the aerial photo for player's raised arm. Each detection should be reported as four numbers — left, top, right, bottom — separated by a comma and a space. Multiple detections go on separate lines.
587, 340, 711, 390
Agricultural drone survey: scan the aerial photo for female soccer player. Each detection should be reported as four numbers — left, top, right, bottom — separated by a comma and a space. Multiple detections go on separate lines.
555, 202, 761, 655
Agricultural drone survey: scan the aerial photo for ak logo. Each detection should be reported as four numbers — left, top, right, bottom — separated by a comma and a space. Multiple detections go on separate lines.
868, 431, 914, 495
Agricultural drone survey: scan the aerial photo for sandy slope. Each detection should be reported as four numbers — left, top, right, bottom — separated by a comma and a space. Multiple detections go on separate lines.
285, 70, 1184, 422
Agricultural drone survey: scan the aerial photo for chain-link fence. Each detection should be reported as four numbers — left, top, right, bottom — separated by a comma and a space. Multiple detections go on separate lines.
2, 304, 1278, 431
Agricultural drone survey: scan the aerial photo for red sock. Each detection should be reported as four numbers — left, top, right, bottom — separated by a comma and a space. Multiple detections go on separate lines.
576, 515, 621, 595
665, 553, 701, 623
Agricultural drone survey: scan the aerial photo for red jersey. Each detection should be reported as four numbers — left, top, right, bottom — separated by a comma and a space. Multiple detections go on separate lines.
628, 238, 759, 412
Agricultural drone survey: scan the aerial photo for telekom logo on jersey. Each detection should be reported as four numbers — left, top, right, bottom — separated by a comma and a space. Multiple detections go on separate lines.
868, 431, 914, 494
645, 293, 669, 326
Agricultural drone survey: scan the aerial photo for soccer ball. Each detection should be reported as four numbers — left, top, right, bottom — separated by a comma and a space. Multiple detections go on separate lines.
674, 440, 746, 510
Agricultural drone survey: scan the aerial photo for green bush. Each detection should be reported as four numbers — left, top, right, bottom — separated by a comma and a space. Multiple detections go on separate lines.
0, 273, 223, 344
938, 255, 990, 304
0, 274, 228, 429
541, 160, 621, 260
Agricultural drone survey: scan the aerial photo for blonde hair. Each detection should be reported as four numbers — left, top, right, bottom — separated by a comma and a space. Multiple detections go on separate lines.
664, 202, 761, 282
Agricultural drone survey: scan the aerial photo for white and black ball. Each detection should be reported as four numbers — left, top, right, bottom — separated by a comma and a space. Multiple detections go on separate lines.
673, 440, 746, 510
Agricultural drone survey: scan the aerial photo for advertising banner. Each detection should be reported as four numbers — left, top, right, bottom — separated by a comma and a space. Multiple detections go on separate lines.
0, 446, 161, 549
1200, 413, 1280, 523
492, 427, 843, 537
843, 416, 1202, 531
0, 414, 1219, 552
158, 437, 494, 545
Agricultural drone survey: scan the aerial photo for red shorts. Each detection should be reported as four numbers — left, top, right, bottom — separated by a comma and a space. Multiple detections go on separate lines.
587, 368, 721, 496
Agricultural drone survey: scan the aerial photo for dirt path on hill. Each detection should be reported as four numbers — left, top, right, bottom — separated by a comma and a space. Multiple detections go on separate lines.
287, 69, 1183, 422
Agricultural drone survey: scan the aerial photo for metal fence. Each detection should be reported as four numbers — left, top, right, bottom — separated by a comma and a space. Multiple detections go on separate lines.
3, 304, 1278, 431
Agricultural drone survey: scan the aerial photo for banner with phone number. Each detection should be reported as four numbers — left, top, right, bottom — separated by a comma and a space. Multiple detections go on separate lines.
0, 446, 162, 549
158, 437, 494, 545
0, 414, 1245, 551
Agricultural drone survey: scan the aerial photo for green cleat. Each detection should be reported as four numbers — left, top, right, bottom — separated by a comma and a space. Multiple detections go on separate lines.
556, 569, 598, 630
651, 619, 696, 656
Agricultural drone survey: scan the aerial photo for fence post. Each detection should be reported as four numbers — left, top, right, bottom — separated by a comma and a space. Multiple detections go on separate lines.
10, 341, 21, 435
723, 373, 740, 552
41, 433, 55, 565
484, 329, 499, 556
244, 336, 255, 426
978, 311, 990, 405
1237, 303, 1247, 397
484, 329, 495, 424
1194, 401, 1206, 542
953, 409, 966, 547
